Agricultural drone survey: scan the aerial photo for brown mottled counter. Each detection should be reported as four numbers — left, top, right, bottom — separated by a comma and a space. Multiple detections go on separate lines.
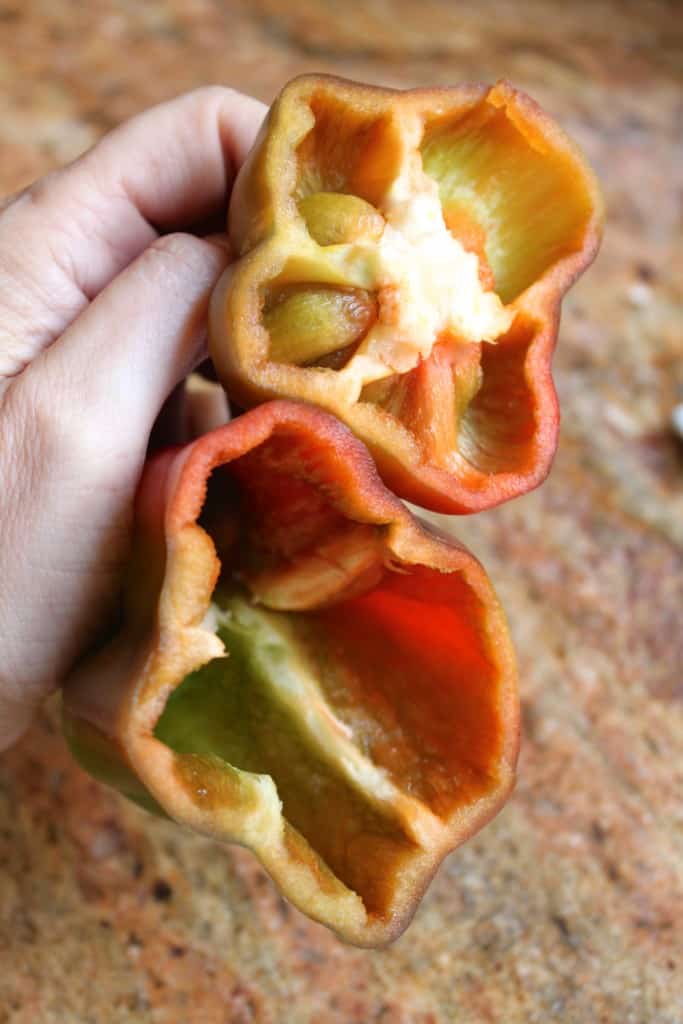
1, 1, 682, 1021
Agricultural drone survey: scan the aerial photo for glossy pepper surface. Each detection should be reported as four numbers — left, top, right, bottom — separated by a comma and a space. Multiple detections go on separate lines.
63, 401, 518, 946
210, 75, 603, 513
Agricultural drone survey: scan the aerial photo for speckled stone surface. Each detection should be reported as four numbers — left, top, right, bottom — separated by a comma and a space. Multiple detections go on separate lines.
1, 1, 682, 1021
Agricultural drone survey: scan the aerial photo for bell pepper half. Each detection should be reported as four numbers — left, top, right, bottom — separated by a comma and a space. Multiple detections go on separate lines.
63, 401, 518, 946
210, 74, 603, 513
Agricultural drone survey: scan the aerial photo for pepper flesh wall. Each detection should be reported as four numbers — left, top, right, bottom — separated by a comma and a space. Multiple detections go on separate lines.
63, 402, 518, 947
210, 75, 603, 513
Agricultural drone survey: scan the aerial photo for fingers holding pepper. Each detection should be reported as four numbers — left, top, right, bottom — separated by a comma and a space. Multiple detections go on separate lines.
0, 88, 266, 749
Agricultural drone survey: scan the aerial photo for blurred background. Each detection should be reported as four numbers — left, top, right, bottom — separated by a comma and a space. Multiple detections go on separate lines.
1, 1, 681, 1021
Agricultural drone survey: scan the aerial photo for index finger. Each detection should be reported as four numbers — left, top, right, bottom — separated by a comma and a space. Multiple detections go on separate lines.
0, 87, 266, 375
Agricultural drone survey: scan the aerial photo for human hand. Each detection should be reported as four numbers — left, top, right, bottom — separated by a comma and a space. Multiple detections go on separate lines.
0, 87, 266, 750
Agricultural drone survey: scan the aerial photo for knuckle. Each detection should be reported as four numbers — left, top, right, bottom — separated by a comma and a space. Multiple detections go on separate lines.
143, 231, 226, 283
18, 169, 66, 213
0, 171, 60, 218
147, 230, 199, 259
144, 232, 205, 280
187, 83, 237, 109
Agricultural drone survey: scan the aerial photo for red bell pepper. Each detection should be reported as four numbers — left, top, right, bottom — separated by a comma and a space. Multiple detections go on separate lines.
210, 74, 603, 512
63, 401, 518, 946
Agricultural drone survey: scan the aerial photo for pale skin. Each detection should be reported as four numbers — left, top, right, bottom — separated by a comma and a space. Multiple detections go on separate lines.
0, 87, 267, 750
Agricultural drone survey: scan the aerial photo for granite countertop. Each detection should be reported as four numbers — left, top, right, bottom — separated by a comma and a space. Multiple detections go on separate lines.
1, 1, 682, 1021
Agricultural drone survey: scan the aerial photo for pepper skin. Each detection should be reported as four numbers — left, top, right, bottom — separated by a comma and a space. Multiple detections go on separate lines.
63, 401, 518, 946
210, 75, 603, 513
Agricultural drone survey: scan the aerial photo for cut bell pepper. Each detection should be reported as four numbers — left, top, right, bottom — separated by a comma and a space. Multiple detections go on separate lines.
63, 401, 518, 946
210, 74, 603, 513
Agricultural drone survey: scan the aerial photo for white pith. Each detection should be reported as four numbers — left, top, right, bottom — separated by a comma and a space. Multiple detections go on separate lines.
312, 126, 515, 402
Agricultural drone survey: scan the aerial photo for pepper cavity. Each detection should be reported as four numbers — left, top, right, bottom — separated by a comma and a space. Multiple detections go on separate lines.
63, 402, 518, 945
211, 76, 602, 511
